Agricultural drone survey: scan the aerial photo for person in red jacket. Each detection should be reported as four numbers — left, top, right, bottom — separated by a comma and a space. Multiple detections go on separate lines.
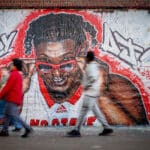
0, 58, 32, 138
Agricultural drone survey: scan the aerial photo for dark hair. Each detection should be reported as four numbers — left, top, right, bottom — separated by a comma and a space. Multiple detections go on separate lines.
12, 58, 23, 71
86, 51, 95, 61
24, 13, 97, 55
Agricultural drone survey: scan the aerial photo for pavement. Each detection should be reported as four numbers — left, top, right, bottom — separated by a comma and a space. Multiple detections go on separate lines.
0, 126, 150, 150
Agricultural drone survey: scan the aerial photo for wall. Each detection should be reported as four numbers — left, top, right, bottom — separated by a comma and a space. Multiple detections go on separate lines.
0, 9, 150, 127
0, 0, 150, 9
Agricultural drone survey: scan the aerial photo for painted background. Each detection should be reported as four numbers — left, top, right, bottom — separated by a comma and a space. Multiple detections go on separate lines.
0, 9, 150, 127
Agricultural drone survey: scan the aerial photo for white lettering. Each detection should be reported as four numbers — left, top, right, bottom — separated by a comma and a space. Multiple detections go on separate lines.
0, 31, 17, 57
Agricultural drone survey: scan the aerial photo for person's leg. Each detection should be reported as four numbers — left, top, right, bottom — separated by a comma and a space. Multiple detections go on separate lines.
12, 114, 33, 137
0, 102, 12, 136
67, 106, 88, 136
11, 105, 23, 131
9, 105, 32, 137
11, 117, 23, 131
75, 106, 88, 131
1, 102, 32, 137
0, 114, 11, 136
93, 100, 113, 135
12, 115, 30, 130
75, 95, 94, 131
0, 100, 6, 118
13, 121, 22, 129
67, 95, 90, 137
93, 100, 110, 128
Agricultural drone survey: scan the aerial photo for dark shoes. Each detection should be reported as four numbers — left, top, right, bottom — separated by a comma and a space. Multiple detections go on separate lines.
99, 128, 113, 136
67, 128, 113, 137
21, 128, 33, 138
66, 129, 81, 137
66, 128, 113, 137
0, 130, 9, 137
0, 128, 33, 138
12, 128, 22, 132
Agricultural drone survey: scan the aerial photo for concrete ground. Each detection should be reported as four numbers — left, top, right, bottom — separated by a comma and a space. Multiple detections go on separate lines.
0, 126, 150, 150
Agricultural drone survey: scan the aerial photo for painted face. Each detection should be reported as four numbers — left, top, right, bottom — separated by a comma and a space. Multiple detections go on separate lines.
35, 39, 82, 102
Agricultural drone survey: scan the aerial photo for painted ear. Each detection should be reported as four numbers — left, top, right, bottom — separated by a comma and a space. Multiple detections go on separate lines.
75, 57, 85, 74
76, 41, 89, 57
21, 59, 36, 77
22, 61, 29, 77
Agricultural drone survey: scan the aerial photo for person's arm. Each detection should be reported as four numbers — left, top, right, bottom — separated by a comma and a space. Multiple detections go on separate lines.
0, 72, 15, 99
84, 76, 95, 89
83, 64, 97, 90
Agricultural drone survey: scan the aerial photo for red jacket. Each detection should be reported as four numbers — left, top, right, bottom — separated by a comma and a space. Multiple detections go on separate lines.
0, 70, 23, 105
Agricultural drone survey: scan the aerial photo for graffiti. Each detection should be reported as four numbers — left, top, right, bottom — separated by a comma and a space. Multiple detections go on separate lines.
0, 31, 17, 57
0, 10, 150, 126
101, 23, 150, 69
138, 67, 150, 80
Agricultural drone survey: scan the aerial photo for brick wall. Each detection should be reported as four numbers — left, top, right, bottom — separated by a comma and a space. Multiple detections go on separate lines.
0, 0, 150, 9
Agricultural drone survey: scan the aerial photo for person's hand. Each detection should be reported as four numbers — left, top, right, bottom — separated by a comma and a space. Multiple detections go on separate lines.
84, 86, 89, 91
22, 59, 36, 93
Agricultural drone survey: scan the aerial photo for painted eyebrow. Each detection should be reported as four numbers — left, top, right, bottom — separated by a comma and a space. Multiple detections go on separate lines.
63, 53, 75, 60
36, 54, 53, 63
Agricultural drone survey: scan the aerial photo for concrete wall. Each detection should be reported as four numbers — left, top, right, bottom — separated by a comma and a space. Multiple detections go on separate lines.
0, 9, 150, 127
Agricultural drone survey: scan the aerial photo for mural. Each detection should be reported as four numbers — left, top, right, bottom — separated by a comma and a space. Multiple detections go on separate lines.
0, 9, 150, 127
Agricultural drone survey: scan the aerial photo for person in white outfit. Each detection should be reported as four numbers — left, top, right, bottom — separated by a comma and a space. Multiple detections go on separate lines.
67, 51, 113, 137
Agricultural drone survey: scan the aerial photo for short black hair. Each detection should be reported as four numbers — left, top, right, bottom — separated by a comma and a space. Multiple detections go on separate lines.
12, 58, 23, 71
86, 51, 95, 61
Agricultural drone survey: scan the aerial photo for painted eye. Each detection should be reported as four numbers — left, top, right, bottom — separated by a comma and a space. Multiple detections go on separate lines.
38, 64, 52, 73
60, 63, 74, 71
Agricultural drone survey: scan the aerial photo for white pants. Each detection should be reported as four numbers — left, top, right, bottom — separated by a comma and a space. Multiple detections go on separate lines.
75, 95, 110, 131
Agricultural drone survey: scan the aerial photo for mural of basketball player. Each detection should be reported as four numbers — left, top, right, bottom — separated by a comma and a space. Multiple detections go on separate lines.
23, 13, 148, 126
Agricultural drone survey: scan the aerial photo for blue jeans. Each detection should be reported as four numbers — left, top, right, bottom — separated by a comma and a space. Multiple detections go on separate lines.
10, 117, 23, 129
2, 102, 30, 131
0, 100, 6, 119
0, 100, 22, 129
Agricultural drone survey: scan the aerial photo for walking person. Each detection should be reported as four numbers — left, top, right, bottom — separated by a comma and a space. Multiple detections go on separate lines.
67, 51, 113, 137
0, 66, 23, 131
0, 58, 32, 138
0, 67, 10, 123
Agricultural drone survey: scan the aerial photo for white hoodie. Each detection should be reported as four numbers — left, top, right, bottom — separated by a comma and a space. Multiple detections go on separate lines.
82, 61, 101, 97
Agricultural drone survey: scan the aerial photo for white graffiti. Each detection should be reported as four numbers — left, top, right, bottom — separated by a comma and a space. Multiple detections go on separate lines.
0, 31, 17, 57
101, 23, 150, 69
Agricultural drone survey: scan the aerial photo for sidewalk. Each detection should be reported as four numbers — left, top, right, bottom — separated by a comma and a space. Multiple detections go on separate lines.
0, 126, 150, 150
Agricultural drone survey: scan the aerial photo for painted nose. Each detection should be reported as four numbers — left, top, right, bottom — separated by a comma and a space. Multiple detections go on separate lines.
52, 68, 60, 76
